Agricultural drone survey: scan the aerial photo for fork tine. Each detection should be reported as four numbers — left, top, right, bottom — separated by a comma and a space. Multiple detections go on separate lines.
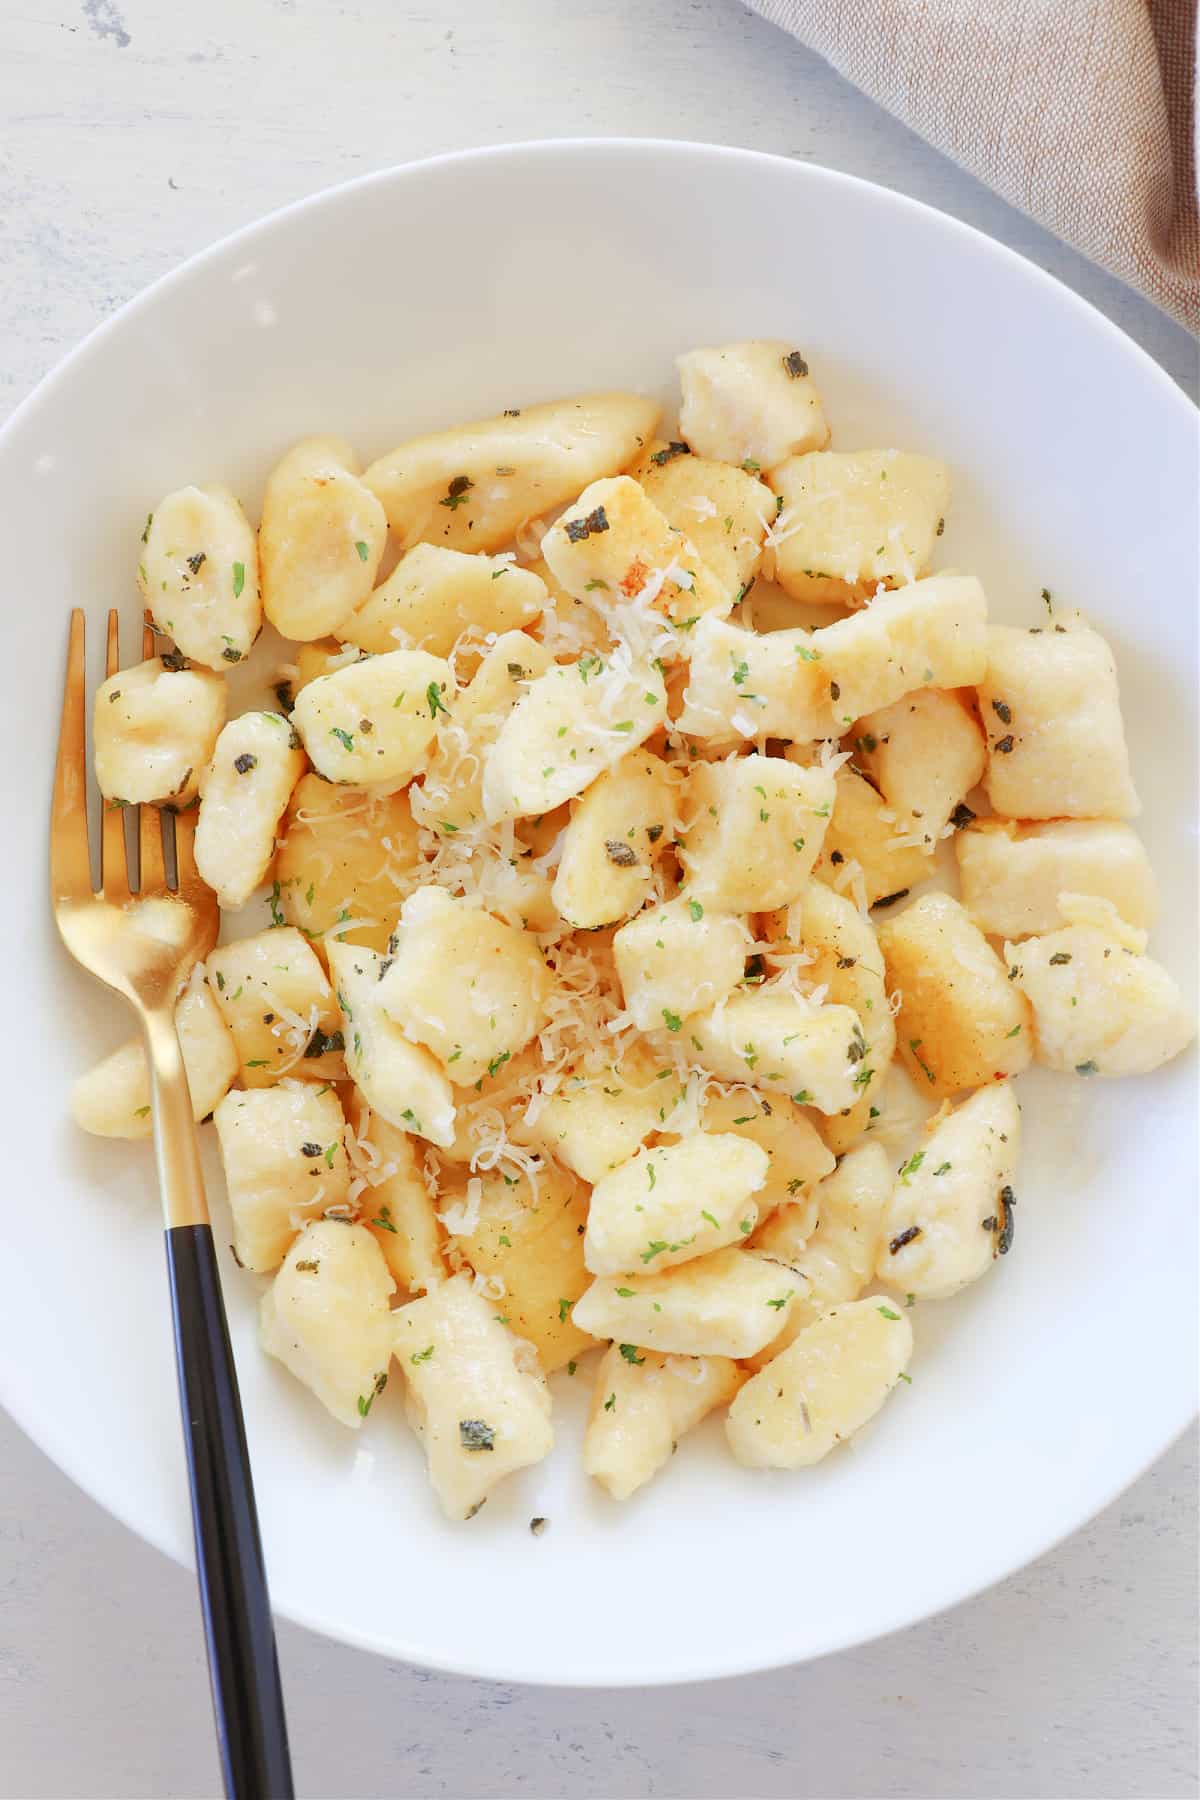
100, 610, 131, 901
172, 801, 199, 890
137, 621, 167, 891
50, 610, 93, 902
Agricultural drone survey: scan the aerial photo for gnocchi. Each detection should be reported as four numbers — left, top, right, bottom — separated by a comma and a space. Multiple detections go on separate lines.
291, 647, 454, 790
213, 1081, 350, 1273
340, 542, 547, 658
194, 711, 306, 909
584, 1346, 741, 1500
260, 1221, 396, 1428
93, 654, 226, 809
259, 436, 387, 641
677, 340, 829, 471
392, 1274, 554, 1520
583, 1132, 769, 1276
1006, 907, 1193, 1077
768, 449, 949, 606
139, 485, 262, 670
955, 819, 1156, 939
72, 342, 1191, 1521
878, 892, 1032, 1096
326, 941, 456, 1147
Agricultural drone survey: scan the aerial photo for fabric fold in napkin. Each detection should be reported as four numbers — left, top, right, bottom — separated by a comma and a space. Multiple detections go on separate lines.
745, 0, 1200, 333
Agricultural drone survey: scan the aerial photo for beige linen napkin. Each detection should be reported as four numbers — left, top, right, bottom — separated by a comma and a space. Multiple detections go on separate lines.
745, 0, 1200, 333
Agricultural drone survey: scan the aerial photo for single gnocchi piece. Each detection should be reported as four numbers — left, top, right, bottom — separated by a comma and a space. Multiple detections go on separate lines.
978, 622, 1139, 819
363, 391, 661, 555
785, 878, 896, 1147
676, 341, 829, 472
851, 688, 986, 846
746, 1141, 893, 1368
258, 435, 387, 640
815, 574, 988, 724
275, 775, 422, 955
207, 927, 345, 1086
878, 1083, 1020, 1299
573, 1246, 803, 1359
698, 1088, 835, 1217
550, 750, 675, 928
1006, 910, 1193, 1077
411, 630, 555, 836
956, 819, 1157, 939
376, 887, 553, 1086
674, 615, 837, 744
70, 969, 238, 1139
138, 485, 261, 669
481, 648, 667, 824
678, 754, 835, 911
213, 1082, 351, 1273
392, 1274, 554, 1520
291, 647, 454, 790
878, 892, 1032, 1096
583, 1346, 741, 1501
326, 941, 456, 1146
259, 1221, 396, 1428
340, 543, 546, 657
687, 992, 869, 1115
583, 1133, 770, 1276
93, 655, 226, 808
347, 1095, 446, 1295
768, 450, 950, 606
811, 762, 934, 909
630, 441, 774, 597
527, 1049, 673, 1183
449, 1162, 598, 1372
612, 897, 751, 1032
540, 476, 728, 625
726, 1297, 912, 1469
193, 712, 306, 909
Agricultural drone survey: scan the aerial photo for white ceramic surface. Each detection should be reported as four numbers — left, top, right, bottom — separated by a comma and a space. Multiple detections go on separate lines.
0, 140, 1195, 1689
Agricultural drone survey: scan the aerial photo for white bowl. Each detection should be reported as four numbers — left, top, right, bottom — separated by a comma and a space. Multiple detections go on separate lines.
1, 140, 1195, 1687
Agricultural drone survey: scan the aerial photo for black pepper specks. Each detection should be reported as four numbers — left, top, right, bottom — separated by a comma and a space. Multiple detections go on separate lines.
233, 752, 257, 775
889, 1225, 922, 1254
949, 802, 976, 830
993, 735, 1014, 754
650, 441, 690, 466
991, 699, 1012, 724
605, 840, 638, 867
782, 350, 809, 378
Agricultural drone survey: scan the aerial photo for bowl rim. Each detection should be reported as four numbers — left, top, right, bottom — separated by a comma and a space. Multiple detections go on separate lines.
2, 136, 1195, 1686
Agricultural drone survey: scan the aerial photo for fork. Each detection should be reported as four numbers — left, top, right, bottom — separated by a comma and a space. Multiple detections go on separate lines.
51, 609, 294, 1800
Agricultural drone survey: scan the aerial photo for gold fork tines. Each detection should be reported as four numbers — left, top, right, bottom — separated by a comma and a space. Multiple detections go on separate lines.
51, 609, 218, 1228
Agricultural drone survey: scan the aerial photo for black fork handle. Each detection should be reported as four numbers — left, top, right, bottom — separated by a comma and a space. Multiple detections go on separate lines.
166, 1224, 294, 1800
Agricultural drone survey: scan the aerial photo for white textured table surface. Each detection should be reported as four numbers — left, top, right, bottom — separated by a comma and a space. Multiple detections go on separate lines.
1, 5, 1196, 1797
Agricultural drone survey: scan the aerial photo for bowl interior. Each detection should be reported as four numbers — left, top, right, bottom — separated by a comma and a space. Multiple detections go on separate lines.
0, 141, 1195, 1685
